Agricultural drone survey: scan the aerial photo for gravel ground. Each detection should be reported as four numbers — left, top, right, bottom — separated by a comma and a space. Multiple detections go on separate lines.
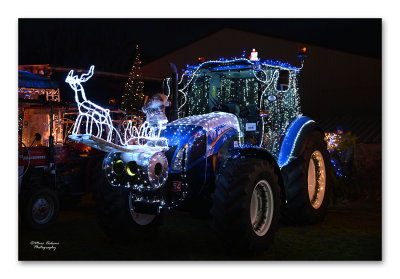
19, 198, 381, 261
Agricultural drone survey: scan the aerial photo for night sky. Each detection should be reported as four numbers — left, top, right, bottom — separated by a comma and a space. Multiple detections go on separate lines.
19, 18, 381, 74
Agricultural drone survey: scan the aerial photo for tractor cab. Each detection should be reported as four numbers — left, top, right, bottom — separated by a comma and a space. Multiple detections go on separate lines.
177, 57, 302, 154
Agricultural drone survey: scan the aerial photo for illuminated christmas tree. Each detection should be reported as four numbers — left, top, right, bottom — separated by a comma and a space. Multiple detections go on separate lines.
121, 45, 145, 115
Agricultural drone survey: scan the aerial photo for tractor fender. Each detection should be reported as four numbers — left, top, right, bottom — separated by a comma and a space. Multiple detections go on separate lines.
277, 116, 323, 168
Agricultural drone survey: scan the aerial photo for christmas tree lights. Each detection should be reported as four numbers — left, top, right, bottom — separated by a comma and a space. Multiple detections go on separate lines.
121, 45, 146, 116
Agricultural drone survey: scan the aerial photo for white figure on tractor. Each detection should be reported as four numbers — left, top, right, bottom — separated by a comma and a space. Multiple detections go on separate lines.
66, 66, 169, 148
142, 93, 169, 137
65, 66, 114, 142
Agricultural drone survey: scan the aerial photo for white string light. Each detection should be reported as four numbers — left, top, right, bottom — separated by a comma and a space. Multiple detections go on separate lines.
174, 54, 303, 159
176, 57, 300, 115
66, 66, 168, 149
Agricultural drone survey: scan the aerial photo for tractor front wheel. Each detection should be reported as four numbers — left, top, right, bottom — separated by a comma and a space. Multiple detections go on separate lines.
211, 158, 281, 253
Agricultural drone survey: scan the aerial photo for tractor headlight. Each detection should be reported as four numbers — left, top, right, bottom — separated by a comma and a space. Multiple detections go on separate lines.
112, 160, 125, 175
103, 151, 169, 189
126, 161, 138, 177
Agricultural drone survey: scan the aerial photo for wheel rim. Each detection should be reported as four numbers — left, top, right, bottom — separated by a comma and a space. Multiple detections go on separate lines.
250, 180, 274, 236
308, 150, 326, 209
128, 193, 156, 226
31, 196, 54, 224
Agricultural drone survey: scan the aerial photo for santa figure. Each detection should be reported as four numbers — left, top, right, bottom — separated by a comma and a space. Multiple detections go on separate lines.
249, 49, 259, 61
142, 93, 169, 138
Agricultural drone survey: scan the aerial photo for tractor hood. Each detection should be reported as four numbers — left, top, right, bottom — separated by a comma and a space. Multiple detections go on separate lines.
165, 112, 241, 146
164, 112, 241, 172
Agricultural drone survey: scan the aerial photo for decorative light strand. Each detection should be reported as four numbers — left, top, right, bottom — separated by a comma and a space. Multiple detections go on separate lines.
174, 54, 303, 159
66, 66, 168, 150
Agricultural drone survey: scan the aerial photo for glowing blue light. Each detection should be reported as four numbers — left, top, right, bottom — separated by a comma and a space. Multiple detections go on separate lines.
185, 57, 299, 72
211, 64, 251, 71
278, 116, 315, 167
268, 95, 277, 102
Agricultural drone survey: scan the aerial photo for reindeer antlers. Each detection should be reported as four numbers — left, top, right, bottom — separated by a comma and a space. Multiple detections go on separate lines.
80, 65, 95, 82
65, 65, 95, 83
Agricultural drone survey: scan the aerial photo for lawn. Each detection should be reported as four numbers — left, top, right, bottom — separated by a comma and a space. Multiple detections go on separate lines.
19, 199, 381, 261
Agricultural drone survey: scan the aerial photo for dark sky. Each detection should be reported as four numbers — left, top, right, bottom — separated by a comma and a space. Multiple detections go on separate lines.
19, 18, 381, 74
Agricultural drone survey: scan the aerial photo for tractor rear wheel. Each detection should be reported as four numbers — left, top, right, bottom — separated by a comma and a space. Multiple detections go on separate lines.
211, 157, 281, 253
281, 130, 330, 225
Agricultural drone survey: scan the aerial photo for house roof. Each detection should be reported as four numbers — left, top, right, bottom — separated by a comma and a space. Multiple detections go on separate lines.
18, 70, 59, 89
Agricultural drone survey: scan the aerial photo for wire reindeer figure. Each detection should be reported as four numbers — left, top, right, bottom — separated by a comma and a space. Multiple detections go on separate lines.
65, 66, 115, 142
66, 66, 168, 148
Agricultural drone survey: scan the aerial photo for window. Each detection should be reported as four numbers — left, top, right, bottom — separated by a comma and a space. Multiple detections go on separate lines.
276, 70, 290, 92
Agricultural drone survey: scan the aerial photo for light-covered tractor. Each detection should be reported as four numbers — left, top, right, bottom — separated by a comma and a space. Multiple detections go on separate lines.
67, 48, 330, 253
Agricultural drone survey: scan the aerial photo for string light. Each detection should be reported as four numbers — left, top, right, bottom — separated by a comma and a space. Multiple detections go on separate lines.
66, 66, 169, 150
176, 55, 302, 159
324, 132, 340, 151
166, 112, 241, 171
121, 45, 145, 115
324, 132, 349, 178
278, 117, 315, 167
66, 50, 309, 211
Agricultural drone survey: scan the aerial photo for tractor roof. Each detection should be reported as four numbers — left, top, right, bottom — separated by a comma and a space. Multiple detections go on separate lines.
185, 57, 301, 75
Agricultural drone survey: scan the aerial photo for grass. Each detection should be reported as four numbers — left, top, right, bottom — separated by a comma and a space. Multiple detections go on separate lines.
19, 200, 381, 261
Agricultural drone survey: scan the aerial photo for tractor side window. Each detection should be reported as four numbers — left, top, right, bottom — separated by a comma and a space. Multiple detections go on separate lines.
187, 74, 210, 116
275, 70, 290, 92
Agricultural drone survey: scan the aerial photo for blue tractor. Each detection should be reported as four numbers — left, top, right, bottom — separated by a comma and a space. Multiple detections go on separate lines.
68, 48, 330, 253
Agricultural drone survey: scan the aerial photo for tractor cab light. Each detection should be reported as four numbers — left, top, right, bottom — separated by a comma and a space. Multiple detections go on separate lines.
298, 46, 307, 58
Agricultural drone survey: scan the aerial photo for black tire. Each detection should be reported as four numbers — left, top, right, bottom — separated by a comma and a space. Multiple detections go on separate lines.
211, 157, 281, 253
281, 130, 330, 225
20, 186, 60, 230
93, 158, 162, 242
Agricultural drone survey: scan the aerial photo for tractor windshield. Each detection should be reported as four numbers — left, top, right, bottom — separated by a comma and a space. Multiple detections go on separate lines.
185, 67, 260, 116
